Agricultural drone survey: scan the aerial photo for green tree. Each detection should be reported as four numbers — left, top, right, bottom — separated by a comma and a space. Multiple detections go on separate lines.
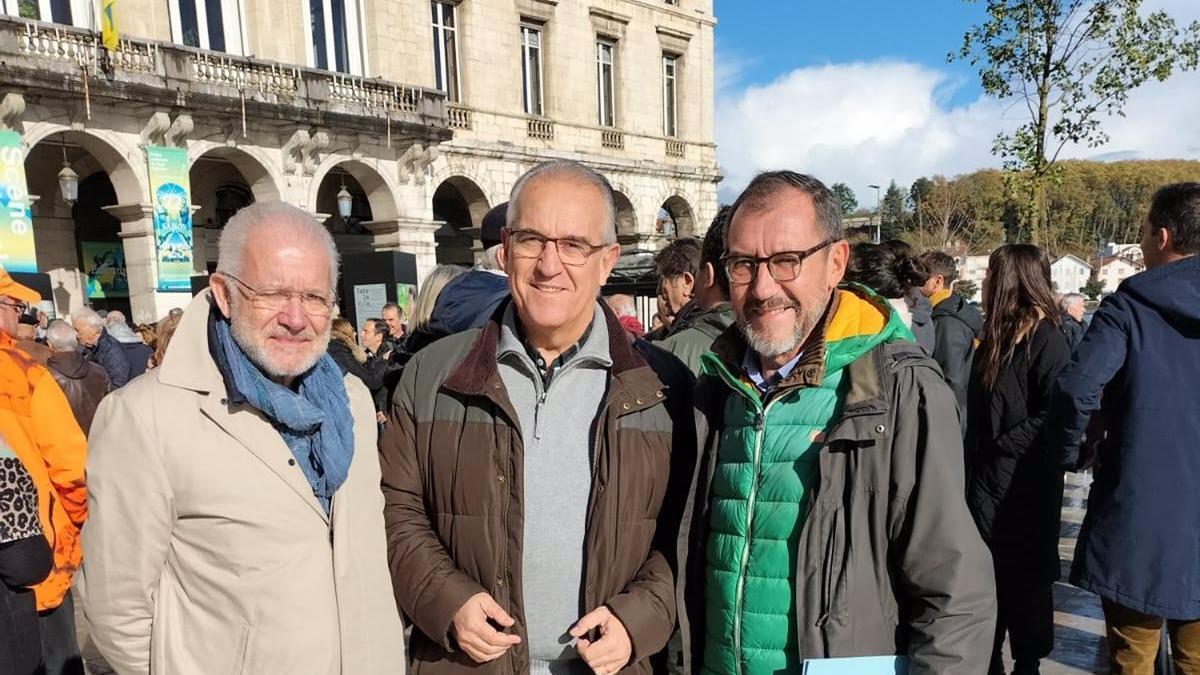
880, 180, 909, 241
955, 279, 980, 301
954, 0, 1200, 244
1082, 277, 1106, 300
831, 182, 858, 216
909, 177, 935, 230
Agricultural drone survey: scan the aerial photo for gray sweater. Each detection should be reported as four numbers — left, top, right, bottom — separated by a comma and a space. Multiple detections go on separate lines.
497, 303, 611, 675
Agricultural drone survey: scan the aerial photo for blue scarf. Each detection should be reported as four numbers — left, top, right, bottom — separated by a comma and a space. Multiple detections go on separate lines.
210, 314, 354, 514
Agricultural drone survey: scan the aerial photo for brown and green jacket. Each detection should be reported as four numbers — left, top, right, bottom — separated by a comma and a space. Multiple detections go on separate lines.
382, 301, 695, 674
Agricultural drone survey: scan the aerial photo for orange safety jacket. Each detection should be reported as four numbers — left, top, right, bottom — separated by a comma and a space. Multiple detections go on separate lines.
0, 332, 88, 611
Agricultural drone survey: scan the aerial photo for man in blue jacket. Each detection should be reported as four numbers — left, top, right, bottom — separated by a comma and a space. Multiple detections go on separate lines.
1047, 182, 1200, 674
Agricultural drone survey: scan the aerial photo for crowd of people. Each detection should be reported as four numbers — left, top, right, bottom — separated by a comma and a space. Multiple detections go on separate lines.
0, 161, 1197, 675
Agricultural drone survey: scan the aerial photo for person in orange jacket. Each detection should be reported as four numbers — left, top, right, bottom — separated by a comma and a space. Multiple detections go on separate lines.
0, 266, 88, 675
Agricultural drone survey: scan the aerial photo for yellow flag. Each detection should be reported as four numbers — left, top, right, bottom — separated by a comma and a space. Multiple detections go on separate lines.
101, 0, 118, 50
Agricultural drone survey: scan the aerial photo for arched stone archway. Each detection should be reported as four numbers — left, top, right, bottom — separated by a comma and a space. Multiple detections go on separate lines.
189, 146, 283, 271
432, 176, 490, 265
612, 191, 637, 245
659, 194, 696, 239
310, 158, 400, 223
23, 130, 145, 317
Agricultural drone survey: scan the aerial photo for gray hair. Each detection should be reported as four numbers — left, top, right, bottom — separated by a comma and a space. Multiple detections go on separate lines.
105, 310, 126, 327
71, 307, 105, 331
46, 319, 78, 352
218, 202, 340, 290
1061, 293, 1085, 310
507, 160, 618, 245
410, 264, 467, 332
605, 294, 637, 318
728, 171, 845, 242
477, 244, 504, 272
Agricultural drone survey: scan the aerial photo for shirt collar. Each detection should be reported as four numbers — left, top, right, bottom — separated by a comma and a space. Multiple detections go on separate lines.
498, 302, 612, 385
742, 347, 805, 394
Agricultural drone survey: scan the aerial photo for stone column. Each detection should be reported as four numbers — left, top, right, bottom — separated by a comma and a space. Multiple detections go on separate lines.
105, 203, 192, 324
363, 218, 442, 284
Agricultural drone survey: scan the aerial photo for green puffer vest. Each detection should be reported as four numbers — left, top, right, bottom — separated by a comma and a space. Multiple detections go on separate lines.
701, 287, 910, 675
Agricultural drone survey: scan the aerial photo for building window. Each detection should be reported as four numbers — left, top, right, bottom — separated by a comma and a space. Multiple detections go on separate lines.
596, 39, 616, 127
520, 24, 544, 116
432, 1, 460, 102
169, 0, 245, 54
306, 0, 365, 74
662, 53, 678, 137
3, 0, 90, 27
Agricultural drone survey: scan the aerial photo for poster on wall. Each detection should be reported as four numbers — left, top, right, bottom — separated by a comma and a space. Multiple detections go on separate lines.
80, 241, 129, 299
146, 145, 194, 292
0, 130, 37, 273
352, 283, 387, 333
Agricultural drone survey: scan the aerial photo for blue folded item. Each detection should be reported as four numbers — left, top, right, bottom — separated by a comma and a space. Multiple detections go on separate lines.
802, 656, 908, 675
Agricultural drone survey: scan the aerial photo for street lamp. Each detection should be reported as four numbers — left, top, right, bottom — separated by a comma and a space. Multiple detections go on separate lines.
58, 135, 79, 206
336, 173, 353, 220
868, 184, 882, 243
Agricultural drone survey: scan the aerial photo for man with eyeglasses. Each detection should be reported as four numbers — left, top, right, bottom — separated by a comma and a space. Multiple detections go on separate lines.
384, 160, 690, 675
675, 171, 996, 674
79, 202, 404, 674
0, 264, 89, 675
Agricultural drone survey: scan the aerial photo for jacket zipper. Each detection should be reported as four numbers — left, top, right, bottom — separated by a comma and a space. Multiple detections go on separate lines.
732, 399, 775, 675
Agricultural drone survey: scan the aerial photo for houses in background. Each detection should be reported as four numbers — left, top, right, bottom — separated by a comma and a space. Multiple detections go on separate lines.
1052, 255, 1092, 295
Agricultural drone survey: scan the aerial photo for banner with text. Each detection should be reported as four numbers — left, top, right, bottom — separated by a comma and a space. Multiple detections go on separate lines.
0, 131, 37, 273
146, 145, 193, 292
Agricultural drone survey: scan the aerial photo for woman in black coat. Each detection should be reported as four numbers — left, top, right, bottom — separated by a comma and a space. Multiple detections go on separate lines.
327, 318, 394, 423
966, 244, 1072, 675
0, 435, 54, 675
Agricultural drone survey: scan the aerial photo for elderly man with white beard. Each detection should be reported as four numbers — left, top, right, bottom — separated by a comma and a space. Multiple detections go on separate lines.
79, 202, 405, 674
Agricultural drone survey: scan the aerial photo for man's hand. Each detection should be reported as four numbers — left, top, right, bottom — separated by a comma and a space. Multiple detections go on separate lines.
450, 592, 521, 663
570, 606, 632, 674
376, 411, 387, 425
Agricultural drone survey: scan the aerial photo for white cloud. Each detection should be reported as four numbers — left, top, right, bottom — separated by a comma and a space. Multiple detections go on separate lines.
715, 59, 1200, 206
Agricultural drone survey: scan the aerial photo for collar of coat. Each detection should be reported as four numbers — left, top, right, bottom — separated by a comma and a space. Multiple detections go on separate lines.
443, 297, 666, 410
707, 291, 841, 397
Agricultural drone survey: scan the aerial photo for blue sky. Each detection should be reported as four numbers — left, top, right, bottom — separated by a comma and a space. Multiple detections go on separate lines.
715, 0, 987, 105
712, 0, 1200, 204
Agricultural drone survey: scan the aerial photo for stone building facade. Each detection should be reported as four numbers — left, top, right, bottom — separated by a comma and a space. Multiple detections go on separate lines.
0, 0, 719, 323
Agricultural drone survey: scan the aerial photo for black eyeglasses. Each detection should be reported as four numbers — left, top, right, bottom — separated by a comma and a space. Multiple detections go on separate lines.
219, 272, 334, 317
722, 239, 837, 285
0, 300, 28, 315
505, 228, 611, 267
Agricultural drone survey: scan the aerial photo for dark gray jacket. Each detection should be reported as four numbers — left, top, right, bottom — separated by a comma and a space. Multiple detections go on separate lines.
87, 329, 132, 388
655, 303, 735, 376
679, 336, 996, 673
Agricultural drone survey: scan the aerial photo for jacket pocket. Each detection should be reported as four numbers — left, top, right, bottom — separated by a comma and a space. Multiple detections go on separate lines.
818, 509, 846, 628
231, 625, 253, 675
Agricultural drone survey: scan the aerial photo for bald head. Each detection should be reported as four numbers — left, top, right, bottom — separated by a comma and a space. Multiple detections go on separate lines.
605, 294, 637, 318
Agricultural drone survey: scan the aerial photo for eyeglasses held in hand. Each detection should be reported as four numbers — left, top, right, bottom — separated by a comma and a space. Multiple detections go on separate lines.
219, 272, 334, 317
722, 239, 837, 285
506, 228, 610, 267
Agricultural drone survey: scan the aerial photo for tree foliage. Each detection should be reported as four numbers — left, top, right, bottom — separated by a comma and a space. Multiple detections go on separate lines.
954, 0, 1200, 244
1082, 277, 1105, 300
880, 180, 910, 241
904, 159, 1197, 257
955, 278, 980, 301
830, 182, 858, 216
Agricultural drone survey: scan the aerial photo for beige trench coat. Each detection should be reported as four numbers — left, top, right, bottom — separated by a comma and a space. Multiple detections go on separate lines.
78, 291, 406, 674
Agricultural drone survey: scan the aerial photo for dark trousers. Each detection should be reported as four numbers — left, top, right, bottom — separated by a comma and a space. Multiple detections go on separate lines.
988, 559, 1055, 674
37, 592, 84, 675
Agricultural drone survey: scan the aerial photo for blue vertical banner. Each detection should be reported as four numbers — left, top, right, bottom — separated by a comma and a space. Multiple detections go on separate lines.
145, 145, 194, 292
0, 130, 37, 273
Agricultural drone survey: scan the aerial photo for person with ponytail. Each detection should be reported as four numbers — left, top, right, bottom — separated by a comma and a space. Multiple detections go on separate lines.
966, 244, 1072, 675
845, 242, 930, 338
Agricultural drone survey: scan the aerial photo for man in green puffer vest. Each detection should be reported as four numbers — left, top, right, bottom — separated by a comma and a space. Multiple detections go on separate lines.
675, 171, 996, 675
